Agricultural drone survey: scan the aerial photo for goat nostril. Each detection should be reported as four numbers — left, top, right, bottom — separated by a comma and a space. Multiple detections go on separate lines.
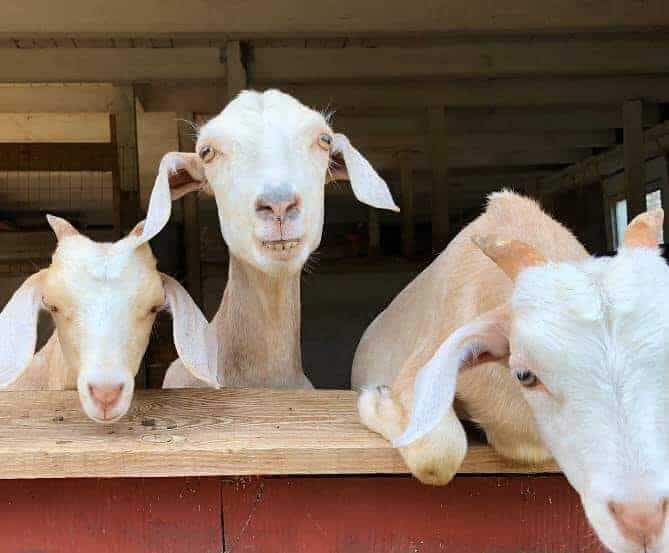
89, 383, 125, 409
609, 500, 667, 544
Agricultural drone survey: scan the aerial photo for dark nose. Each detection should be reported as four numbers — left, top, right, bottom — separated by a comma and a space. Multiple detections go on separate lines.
609, 500, 668, 545
255, 192, 301, 223
88, 383, 124, 410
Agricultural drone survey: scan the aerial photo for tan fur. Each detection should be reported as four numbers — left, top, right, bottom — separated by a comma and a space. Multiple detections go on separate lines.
163, 255, 312, 389
6, 334, 73, 391
353, 191, 589, 483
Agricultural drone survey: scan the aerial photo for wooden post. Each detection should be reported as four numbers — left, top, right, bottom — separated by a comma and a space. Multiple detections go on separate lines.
398, 152, 415, 258
177, 112, 202, 305
623, 99, 646, 221
601, 178, 614, 252
368, 207, 380, 256
226, 41, 247, 99
111, 85, 140, 238
662, 152, 669, 245
428, 106, 449, 253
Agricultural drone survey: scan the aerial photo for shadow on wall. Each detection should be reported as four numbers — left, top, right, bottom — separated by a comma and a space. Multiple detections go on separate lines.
301, 268, 418, 389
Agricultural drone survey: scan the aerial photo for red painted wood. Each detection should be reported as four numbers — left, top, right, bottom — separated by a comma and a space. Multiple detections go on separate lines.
222, 475, 606, 553
0, 477, 222, 553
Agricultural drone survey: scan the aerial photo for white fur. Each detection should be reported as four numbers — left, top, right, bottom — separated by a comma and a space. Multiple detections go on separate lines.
147, 89, 398, 388
355, 191, 669, 553
0, 217, 216, 423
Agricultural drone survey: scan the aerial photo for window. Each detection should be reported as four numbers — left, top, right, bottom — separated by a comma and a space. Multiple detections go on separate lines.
611, 190, 664, 250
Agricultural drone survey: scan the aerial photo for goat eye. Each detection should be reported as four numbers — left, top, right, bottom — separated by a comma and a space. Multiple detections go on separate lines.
149, 304, 164, 315
515, 369, 540, 388
42, 297, 58, 313
198, 145, 215, 163
317, 133, 332, 151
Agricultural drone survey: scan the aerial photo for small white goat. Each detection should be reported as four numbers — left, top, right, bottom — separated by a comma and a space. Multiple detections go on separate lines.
0, 215, 217, 423
354, 191, 669, 553
141, 89, 398, 389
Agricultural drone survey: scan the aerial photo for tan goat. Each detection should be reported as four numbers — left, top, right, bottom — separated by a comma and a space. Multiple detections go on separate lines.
354, 191, 669, 553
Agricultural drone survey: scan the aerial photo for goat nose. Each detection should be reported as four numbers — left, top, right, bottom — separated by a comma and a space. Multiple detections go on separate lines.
609, 500, 668, 545
88, 383, 124, 410
255, 194, 300, 222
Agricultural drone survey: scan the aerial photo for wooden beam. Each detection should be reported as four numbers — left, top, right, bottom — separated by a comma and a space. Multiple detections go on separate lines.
253, 38, 669, 81
271, 76, 669, 110
541, 121, 669, 195
0, 48, 225, 83
0, 1, 665, 35
351, 130, 616, 153
428, 106, 449, 252
226, 41, 247, 100
0, 142, 115, 171
111, 86, 140, 237
0, 388, 558, 479
0, 229, 115, 261
0, 113, 110, 143
364, 147, 585, 173
177, 112, 202, 306
0, 84, 119, 113
398, 152, 415, 258
623, 99, 646, 220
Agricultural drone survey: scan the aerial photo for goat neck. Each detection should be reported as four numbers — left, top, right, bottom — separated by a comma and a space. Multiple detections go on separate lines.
213, 253, 307, 388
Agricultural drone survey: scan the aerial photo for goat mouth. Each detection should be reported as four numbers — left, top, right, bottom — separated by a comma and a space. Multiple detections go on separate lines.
260, 239, 301, 252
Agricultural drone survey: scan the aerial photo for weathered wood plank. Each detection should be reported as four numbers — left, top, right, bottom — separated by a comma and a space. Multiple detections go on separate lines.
253, 38, 669, 81
542, 120, 669, 195
273, 76, 669, 109
0, 83, 120, 113
623, 99, 646, 219
0, 113, 110, 143
0, 48, 225, 82
226, 41, 247, 100
0, 1, 665, 35
0, 389, 558, 479
0, 477, 223, 553
222, 475, 605, 553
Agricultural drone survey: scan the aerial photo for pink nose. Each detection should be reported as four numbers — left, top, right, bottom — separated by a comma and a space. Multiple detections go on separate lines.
255, 195, 300, 222
609, 500, 668, 545
88, 383, 124, 411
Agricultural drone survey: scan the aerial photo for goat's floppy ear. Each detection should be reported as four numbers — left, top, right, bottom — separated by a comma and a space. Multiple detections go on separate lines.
394, 307, 510, 447
623, 208, 664, 249
140, 152, 206, 245
162, 274, 219, 387
0, 272, 44, 386
472, 235, 547, 281
329, 134, 399, 212
46, 214, 79, 241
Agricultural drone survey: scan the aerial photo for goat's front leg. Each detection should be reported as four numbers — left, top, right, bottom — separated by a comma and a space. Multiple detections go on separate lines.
358, 366, 467, 486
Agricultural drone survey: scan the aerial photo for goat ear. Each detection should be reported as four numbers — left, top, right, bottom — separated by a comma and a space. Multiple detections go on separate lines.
140, 153, 206, 245
162, 274, 219, 388
0, 272, 44, 386
394, 307, 510, 447
46, 214, 79, 241
329, 134, 399, 212
472, 235, 547, 281
623, 208, 664, 249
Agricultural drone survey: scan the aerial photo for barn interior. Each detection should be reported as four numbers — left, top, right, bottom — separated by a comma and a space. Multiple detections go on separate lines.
0, 4, 667, 390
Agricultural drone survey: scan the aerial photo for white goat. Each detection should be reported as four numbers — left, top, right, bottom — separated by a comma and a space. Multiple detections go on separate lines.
141, 89, 398, 389
0, 215, 217, 423
354, 191, 669, 553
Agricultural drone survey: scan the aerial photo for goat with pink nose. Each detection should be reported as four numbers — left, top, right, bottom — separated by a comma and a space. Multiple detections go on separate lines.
355, 191, 669, 553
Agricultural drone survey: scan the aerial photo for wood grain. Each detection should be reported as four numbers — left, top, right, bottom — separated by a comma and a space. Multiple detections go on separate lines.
0, 477, 222, 553
222, 475, 605, 553
0, 389, 558, 479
